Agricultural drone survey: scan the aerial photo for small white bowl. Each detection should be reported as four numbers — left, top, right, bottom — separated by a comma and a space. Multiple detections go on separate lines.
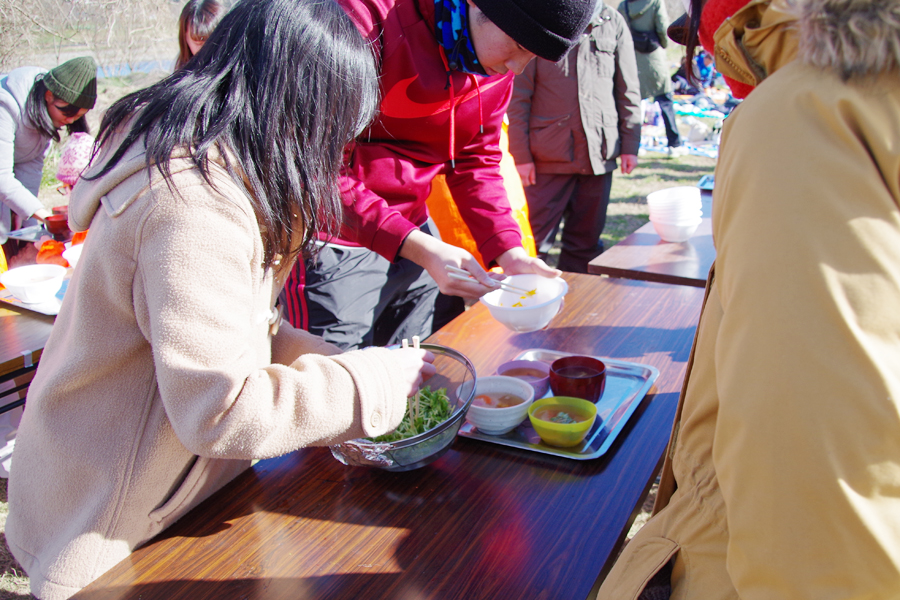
479, 274, 568, 333
649, 207, 702, 220
0, 264, 66, 303
650, 215, 703, 227
647, 186, 702, 208
652, 218, 702, 243
457, 376, 535, 436
62, 243, 84, 268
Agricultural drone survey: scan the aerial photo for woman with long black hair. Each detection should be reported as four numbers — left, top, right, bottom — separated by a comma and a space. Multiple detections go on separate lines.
6, 1, 435, 598
0, 56, 95, 259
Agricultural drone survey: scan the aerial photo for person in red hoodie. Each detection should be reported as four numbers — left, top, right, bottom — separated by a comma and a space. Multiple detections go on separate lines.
281, 0, 596, 350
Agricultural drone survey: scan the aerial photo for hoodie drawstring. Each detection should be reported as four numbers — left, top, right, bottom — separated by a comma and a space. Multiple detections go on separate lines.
438, 47, 484, 170
468, 73, 484, 135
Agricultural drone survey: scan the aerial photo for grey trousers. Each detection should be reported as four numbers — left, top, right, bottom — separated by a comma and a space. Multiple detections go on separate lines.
281, 241, 441, 351
525, 171, 614, 273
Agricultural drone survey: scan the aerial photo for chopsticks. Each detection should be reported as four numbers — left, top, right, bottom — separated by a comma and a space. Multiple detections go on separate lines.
444, 265, 535, 296
401, 336, 422, 421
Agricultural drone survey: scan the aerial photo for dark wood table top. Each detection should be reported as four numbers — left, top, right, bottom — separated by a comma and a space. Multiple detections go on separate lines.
0, 304, 54, 379
73, 273, 704, 600
588, 218, 714, 288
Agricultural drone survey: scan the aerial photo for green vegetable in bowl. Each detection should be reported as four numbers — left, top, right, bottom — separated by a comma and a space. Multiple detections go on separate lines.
551, 412, 577, 424
369, 386, 452, 443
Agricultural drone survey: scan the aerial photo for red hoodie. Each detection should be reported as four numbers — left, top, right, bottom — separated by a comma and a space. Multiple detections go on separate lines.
334, 0, 523, 265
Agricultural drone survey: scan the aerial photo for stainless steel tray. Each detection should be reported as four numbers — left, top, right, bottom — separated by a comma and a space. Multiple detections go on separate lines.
457, 348, 659, 460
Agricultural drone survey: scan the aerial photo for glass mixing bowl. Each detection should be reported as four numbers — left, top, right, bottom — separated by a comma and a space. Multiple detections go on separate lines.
330, 343, 477, 471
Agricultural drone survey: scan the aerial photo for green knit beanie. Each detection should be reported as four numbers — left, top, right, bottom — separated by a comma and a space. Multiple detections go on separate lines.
44, 57, 98, 110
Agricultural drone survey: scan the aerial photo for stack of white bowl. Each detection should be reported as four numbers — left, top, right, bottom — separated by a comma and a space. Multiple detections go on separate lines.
647, 186, 703, 242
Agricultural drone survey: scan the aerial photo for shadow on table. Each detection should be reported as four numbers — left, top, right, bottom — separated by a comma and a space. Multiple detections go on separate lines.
622, 232, 711, 250
76, 574, 433, 600
138, 448, 584, 598
499, 324, 696, 365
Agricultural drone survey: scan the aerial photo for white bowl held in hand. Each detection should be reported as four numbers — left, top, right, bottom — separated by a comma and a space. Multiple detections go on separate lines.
479, 274, 568, 333
458, 376, 535, 435
0, 264, 66, 303
652, 218, 702, 242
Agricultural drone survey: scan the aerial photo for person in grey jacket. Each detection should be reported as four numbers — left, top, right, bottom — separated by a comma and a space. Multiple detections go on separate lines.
0, 57, 96, 255
618, 0, 683, 152
507, 2, 641, 272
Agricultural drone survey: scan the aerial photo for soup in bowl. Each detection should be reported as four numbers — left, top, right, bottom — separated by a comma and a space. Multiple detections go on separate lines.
527, 396, 598, 448
457, 375, 535, 436
496, 359, 550, 398
549, 356, 606, 402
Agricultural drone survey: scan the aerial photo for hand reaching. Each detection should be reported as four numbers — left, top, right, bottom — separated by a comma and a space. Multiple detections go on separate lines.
495, 246, 561, 279
399, 229, 504, 299
391, 347, 436, 399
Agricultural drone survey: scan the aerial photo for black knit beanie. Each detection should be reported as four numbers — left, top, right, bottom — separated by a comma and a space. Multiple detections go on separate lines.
44, 56, 98, 110
471, 0, 596, 62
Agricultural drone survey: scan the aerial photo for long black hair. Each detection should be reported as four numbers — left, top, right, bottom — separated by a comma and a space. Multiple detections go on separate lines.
90, 0, 380, 269
25, 76, 90, 143
175, 0, 226, 71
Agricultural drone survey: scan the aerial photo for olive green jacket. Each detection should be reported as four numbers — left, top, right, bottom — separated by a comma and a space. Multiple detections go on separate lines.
617, 0, 672, 98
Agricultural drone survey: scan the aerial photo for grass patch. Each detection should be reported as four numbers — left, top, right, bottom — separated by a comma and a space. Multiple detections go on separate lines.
0, 479, 31, 599
546, 151, 716, 266
602, 213, 651, 248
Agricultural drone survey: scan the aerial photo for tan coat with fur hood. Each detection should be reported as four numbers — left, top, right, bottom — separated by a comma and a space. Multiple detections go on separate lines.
598, 0, 900, 598
6, 134, 413, 600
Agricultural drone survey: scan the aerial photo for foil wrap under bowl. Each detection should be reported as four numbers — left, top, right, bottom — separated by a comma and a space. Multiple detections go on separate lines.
330, 343, 477, 472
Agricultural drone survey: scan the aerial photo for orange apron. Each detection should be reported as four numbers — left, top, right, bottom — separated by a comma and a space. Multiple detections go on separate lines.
425, 121, 536, 270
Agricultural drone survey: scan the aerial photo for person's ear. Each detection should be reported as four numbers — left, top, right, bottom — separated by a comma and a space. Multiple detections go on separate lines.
44, 90, 54, 104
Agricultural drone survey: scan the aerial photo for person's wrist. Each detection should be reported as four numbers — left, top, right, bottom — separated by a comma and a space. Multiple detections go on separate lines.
398, 229, 434, 265
496, 246, 526, 270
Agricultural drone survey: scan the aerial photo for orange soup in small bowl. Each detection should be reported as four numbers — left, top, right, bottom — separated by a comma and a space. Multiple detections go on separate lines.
457, 376, 535, 436
473, 391, 527, 408
496, 359, 550, 398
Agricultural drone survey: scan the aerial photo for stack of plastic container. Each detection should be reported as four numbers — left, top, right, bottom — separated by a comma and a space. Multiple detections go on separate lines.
647, 187, 703, 242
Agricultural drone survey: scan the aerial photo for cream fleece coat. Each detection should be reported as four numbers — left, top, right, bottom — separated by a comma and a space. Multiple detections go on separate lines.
6, 134, 411, 599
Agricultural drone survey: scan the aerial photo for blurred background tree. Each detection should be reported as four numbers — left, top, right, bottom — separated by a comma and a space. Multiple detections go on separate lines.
0, 0, 181, 75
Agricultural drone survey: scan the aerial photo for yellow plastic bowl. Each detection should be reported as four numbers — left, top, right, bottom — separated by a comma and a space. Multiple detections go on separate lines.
527, 396, 598, 448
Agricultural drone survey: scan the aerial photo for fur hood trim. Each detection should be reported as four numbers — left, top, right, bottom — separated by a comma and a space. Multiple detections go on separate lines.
799, 0, 900, 79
